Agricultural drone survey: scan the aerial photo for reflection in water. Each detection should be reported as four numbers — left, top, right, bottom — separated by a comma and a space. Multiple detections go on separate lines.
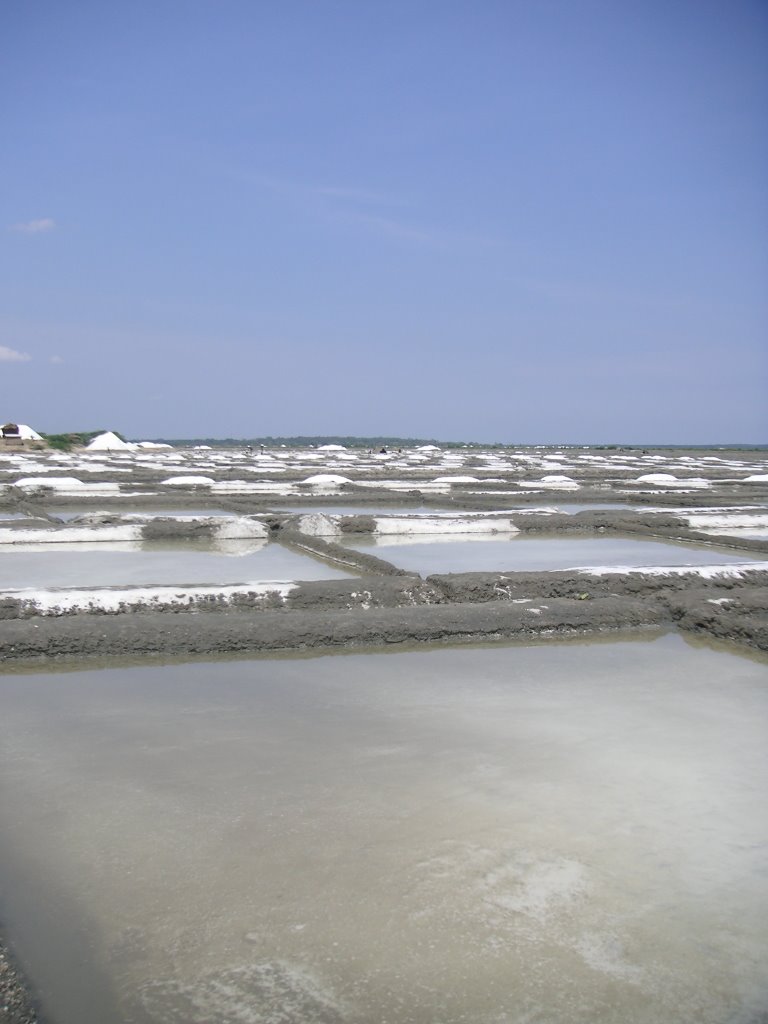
275, 505, 451, 516
0, 539, 349, 587
553, 503, 637, 513
339, 533, 762, 574
0, 635, 766, 1023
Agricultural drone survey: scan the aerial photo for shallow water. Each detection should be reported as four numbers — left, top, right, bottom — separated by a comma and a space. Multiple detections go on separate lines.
277, 504, 638, 516
553, 503, 638, 513
700, 529, 768, 541
274, 504, 453, 516
0, 539, 350, 587
0, 635, 766, 1024
339, 533, 761, 575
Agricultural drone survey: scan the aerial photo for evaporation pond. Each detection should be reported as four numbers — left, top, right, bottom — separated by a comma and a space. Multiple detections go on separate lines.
0, 635, 766, 1024
338, 533, 762, 574
0, 540, 349, 587
275, 505, 454, 516
552, 503, 638, 513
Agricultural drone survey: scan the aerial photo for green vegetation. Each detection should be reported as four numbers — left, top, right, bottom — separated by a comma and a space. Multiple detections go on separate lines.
40, 430, 126, 451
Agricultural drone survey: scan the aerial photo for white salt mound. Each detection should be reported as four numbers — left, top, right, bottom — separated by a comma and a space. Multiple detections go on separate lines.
15, 476, 86, 489
303, 474, 351, 485
161, 475, 215, 486
14, 424, 43, 440
86, 431, 135, 452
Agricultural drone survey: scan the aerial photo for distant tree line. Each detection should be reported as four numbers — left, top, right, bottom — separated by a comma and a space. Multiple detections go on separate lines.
41, 430, 126, 451
146, 435, 488, 449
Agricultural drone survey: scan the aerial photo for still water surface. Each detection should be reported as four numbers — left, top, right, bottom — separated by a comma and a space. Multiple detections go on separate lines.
0, 635, 766, 1023
339, 533, 761, 575
0, 540, 350, 587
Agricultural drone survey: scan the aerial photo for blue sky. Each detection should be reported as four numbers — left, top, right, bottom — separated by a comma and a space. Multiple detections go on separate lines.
2, 0, 766, 442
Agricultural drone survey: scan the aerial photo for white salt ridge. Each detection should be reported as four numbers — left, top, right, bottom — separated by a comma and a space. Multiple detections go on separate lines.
684, 513, 768, 530
14, 477, 122, 495
700, 528, 768, 539
0, 525, 142, 545
580, 563, 768, 579
2, 464, 54, 475
3, 581, 297, 615
15, 476, 86, 488
373, 516, 520, 536
212, 481, 297, 494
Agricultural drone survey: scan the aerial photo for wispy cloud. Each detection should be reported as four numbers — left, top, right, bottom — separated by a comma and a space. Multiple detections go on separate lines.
311, 185, 402, 206
10, 218, 56, 234
310, 182, 495, 248
228, 171, 447, 245
222, 167, 497, 248
329, 209, 436, 244
50, 355, 65, 364
0, 345, 31, 362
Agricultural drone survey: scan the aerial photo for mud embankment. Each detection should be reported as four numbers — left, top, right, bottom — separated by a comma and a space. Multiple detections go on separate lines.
1, 507, 766, 661
1, 564, 765, 660
0, 598, 667, 663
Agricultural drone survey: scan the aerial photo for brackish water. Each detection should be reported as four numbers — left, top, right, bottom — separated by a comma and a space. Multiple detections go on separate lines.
275, 505, 450, 516
0, 540, 350, 588
0, 635, 766, 1023
338, 533, 761, 575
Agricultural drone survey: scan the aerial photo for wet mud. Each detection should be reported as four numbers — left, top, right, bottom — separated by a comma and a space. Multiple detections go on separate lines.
0, 938, 38, 1024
